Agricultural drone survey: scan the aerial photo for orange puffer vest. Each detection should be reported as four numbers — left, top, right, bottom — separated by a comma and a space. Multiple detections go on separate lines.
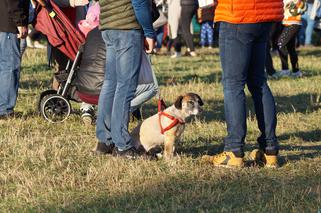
215, 0, 284, 23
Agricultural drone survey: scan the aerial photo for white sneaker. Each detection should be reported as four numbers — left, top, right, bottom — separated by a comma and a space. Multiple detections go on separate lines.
189, 51, 197, 57
33, 41, 46, 49
80, 103, 95, 125
291, 71, 303, 78
269, 72, 281, 79
170, 52, 181, 58
279, 69, 291, 77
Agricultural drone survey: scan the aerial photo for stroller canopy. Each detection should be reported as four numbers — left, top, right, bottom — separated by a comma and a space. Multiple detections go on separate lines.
34, 0, 85, 60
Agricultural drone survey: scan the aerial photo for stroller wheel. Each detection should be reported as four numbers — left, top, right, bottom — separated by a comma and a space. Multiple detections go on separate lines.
37, 89, 58, 113
40, 94, 71, 123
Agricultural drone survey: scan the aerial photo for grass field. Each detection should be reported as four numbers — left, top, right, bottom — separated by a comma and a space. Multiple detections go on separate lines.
0, 47, 320, 212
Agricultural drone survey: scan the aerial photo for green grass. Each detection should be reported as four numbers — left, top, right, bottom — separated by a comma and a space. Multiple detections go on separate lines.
0, 47, 320, 212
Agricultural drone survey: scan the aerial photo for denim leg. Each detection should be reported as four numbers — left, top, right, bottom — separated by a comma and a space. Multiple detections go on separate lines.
0, 32, 21, 116
219, 23, 251, 152
130, 83, 158, 112
246, 27, 278, 152
156, 27, 164, 49
305, 4, 314, 45
96, 30, 117, 145
110, 30, 143, 150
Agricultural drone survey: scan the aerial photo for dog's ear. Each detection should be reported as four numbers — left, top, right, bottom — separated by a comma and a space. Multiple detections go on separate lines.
174, 95, 184, 109
195, 94, 204, 106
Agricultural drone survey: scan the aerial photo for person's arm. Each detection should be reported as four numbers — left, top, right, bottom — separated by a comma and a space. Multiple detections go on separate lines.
131, 0, 156, 39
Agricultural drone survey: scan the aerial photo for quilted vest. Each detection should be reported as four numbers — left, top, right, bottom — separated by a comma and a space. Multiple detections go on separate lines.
99, 0, 140, 30
215, 0, 284, 23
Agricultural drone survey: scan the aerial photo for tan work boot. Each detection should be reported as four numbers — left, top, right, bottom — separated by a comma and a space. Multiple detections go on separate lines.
202, 151, 244, 168
249, 149, 279, 168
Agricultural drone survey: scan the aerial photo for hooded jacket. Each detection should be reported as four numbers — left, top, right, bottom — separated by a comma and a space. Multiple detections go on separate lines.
0, 0, 29, 33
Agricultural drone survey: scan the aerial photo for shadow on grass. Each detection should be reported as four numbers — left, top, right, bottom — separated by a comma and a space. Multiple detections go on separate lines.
156, 72, 222, 86
141, 92, 320, 124
297, 48, 321, 57
176, 129, 321, 166
38, 168, 321, 212
279, 129, 321, 143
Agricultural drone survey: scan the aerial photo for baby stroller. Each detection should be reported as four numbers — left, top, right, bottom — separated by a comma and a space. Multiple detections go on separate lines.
34, 0, 158, 122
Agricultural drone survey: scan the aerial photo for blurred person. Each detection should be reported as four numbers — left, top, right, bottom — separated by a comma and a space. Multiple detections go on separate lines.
167, 0, 183, 58
0, 0, 29, 118
299, 0, 315, 46
153, 0, 167, 53
155, 26, 164, 52
95, 0, 155, 158
202, 0, 283, 168
180, 0, 198, 56
197, 1, 215, 48
21, 28, 46, 56
277, 0, 307, 78
200, 21, 214, 48
265, 22, 283, 78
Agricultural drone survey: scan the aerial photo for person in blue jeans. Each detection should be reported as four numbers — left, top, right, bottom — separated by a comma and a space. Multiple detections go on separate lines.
0, 0, 29, 119
95, 0, 155, 158
299, 0, 315, 46
202, 0, 283, 168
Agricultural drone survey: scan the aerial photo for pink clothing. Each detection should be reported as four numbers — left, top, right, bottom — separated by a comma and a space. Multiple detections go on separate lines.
78, 2, 100, 37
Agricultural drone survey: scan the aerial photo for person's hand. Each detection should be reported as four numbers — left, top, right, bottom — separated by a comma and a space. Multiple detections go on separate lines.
17, 26, 28, 39
70, 0, 89, 7
144, 37, 155, 54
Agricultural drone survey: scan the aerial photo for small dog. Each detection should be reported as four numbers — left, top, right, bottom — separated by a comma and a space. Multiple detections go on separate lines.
131, 93, 203, 160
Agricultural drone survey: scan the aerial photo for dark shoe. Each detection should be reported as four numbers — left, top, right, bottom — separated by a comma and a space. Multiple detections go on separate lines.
113, 147, 140, 160
131, 109, 142, 121
93, 142, 115, 155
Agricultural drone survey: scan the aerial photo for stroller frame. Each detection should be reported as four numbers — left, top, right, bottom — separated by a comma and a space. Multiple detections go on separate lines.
35, 0, 85, 122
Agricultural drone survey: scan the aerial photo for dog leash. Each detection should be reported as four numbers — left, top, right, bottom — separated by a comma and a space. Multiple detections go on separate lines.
151, 56, 184, 134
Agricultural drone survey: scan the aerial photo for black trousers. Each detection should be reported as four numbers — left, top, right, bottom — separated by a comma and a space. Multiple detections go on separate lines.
180, 5, 196, 51
277, 24, 301, 72
265, 22, 283, 75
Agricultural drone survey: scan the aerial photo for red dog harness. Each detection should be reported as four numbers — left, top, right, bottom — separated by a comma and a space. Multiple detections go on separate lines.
158, 99, 185, 134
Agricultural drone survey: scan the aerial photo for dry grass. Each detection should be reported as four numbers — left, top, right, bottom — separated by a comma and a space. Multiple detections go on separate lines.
0, 47, 320, 212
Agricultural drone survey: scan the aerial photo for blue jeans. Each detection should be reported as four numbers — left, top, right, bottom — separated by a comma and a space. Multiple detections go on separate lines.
0, 32, 21, 116
96, 30, 143, 151
219, 22, 278, 153
300, 3, 315, 45
155, 27, 164, 49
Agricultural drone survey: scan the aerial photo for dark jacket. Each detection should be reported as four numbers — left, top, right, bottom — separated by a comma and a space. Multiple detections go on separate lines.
0, 0, 29, 33
181, 0, 198, 6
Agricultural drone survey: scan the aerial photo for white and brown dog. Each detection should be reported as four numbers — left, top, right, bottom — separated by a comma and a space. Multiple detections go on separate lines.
131, 93, 203, 160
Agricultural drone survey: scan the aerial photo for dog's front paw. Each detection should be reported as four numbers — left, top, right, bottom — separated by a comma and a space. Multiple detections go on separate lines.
156, 152, 163, 160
